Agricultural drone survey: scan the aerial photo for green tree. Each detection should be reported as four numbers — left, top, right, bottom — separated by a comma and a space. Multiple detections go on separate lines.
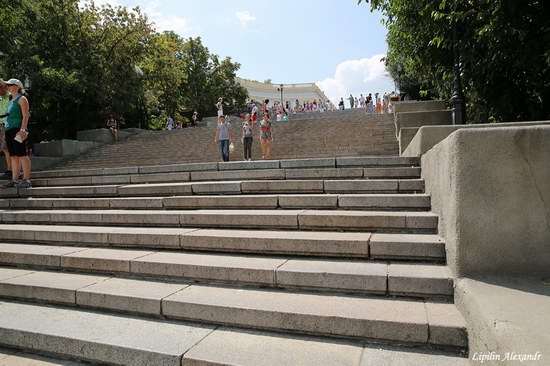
359, 0, 550, 123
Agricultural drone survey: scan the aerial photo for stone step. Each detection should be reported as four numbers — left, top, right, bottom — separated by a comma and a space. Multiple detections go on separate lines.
3, 193, 431, 211
32, 157, 420, 180
28, 167, 422, 188
0, 225, 446, 260
0, 249, 453, 297
0, 303, 468, 366
0, 272, 467, 349
0, 209, 438, 232
3, 179, 425, 198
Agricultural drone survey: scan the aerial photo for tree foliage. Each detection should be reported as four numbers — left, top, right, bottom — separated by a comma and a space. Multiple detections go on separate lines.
359, 0, 550, 123
0, 0, 248, 138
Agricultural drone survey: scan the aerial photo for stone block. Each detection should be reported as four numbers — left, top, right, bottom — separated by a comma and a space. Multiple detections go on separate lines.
131, 252, 286, 285
336, 157, 420, 167
0, 349, 83, 365
130, 172, 191, 184
100, 210, 181, 227
324, 180, 398, 193
8, 198, 54, 209
117, 182, 193, 196
425, 302, 468, 348
48, 211, 105, 225
395, 110, 452, 138
91, 175, 131, 185
34, 139, 99, 157
179, 210, 300, 229
31, 167, 103, 179
18, 185, 119, 198
218, 160, 279, 170
50, 198, 112, 209
139, 162, 218, 174
32, 225, 110, 245
61, 248, 154, 273
0, 271, 106, 304
43, 176, 93, 186
108, 227, 195, 248
0, 187, 18, 198
285, 168, 363, 179
360, 345, 470, 366
162, 285, 429, 343
101, 167, 139, 176
109, 197, 164, 209
0, 301, 216, 366
0, 243, 85, 268
164, 195, 278, 209
363, 167, 421, 179
0, 268, 35, 281
369, 234, 446, 261
190, 169, 285, 182
0, 224, 37, 241
76, 277, 188, 315
393, 100, 446, 114
338, 194, 431, 210
241, 180, 324, 193
399, 127, 420, 154
276, 260, 387, 293
1, 211, 52, 224
398, 179, 425, 192
278, 194, 338, 209
182, 327, 365, 366
388, 264, 453, 297
298, 211, 407, 230
77, 128, 121, 144
279, 158, 336, 169
180, 229, 371, 257
405, 212, 438, 230
191, 181, 241, 194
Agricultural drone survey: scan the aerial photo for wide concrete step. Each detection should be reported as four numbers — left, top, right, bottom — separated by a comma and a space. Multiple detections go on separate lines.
0, 302, 469, 366
33, 157, 420, 179
0, 225, 446, 260
0, 271, 467, 349
2, 193, 431, 211
1, 178, 425, 199
0, 347, 81, 365
27, 167, 422, 188
0, 209, 438, 232
0, 248, 453, 297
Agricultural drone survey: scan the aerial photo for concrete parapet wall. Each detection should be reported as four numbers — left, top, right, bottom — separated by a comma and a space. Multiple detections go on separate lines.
77, 129, 131, 143
393, 100, 446, 114
422, 126, 550, 277
403, 121, 550, 157
394, 110, 451, 138
34, 139, 99, 157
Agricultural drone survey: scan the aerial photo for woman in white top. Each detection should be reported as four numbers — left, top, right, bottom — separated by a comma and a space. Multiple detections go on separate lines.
216, 97, 224, 117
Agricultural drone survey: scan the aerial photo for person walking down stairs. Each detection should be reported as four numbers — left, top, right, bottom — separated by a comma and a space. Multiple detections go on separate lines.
0, 79, 13, 180
242, 113, 254, 161
214, 115, 232, 162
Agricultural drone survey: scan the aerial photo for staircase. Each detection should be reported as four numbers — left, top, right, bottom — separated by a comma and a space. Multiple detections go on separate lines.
0, 154, 469, 365
54, 111, 399, 170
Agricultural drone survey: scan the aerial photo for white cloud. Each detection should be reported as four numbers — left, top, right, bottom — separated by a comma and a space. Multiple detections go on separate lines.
235, 11, 256, 28
316, 54, 394, 107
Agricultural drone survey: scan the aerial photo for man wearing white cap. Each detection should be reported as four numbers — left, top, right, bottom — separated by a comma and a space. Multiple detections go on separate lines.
3, 78, 32, 188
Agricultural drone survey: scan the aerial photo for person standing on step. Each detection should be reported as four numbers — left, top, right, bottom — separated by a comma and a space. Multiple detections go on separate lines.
251, 104, 258, 125
338, 97, 345, 110
0, 79, 13, 180
166, 115, 173, 132
216, 97, 224, 117
259, 113, 273, 160
348, 94, 354, 109
191, 111, 198, 127
375, 93, 382, 114
3, 79, 31, 188
354, 96, 359, 109
214, 115, 232, 162
241, 113, 254, 161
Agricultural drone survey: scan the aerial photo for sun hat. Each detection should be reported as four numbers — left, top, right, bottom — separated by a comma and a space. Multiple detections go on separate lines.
5, 79, 24, 92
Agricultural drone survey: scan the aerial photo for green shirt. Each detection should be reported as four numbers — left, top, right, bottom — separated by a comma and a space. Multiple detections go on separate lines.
0, 94, 9, 127
6, 95, 23, 130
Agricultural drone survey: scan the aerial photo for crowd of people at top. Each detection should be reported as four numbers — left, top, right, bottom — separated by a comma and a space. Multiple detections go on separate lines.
338, 92, 397, 115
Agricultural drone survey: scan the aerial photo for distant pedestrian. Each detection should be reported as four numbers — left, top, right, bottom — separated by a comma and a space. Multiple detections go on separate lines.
359, 94, 366, 109
106, 115, 118, 141
348, 94, 354, 108
242, 113, 254, 161
251, 104, 258, 124
216, 97, 224, 117
166, 116, 174, 132
338, 97, 345, 110
191, 111, 198, 127
214, 115, 232, 162
354, 96, 359, 108
375, 93, 382, 113
0, 79, 13, 180
259, 113, 273, 160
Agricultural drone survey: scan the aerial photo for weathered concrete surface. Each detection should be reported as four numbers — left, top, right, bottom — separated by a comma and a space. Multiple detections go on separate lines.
0, 348, 82, 365
0, 300, 215, 366
34, 139, 99, 158
163, 285, 431, 344
0, 243, 85, 268
403, 121, 550, 157
398, 127, 420, 155
360, 345, 469, 366
395, 110, 451, 138
393, 100, 446, 114
422, 126, 550, 277
76, 128, 131, 144
369, 234, 446, 261
182, 327, 364, 366
455, 276, 550, 366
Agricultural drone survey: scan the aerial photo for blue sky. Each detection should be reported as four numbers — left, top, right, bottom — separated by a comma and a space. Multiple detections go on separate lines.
84, 0, 394, 106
